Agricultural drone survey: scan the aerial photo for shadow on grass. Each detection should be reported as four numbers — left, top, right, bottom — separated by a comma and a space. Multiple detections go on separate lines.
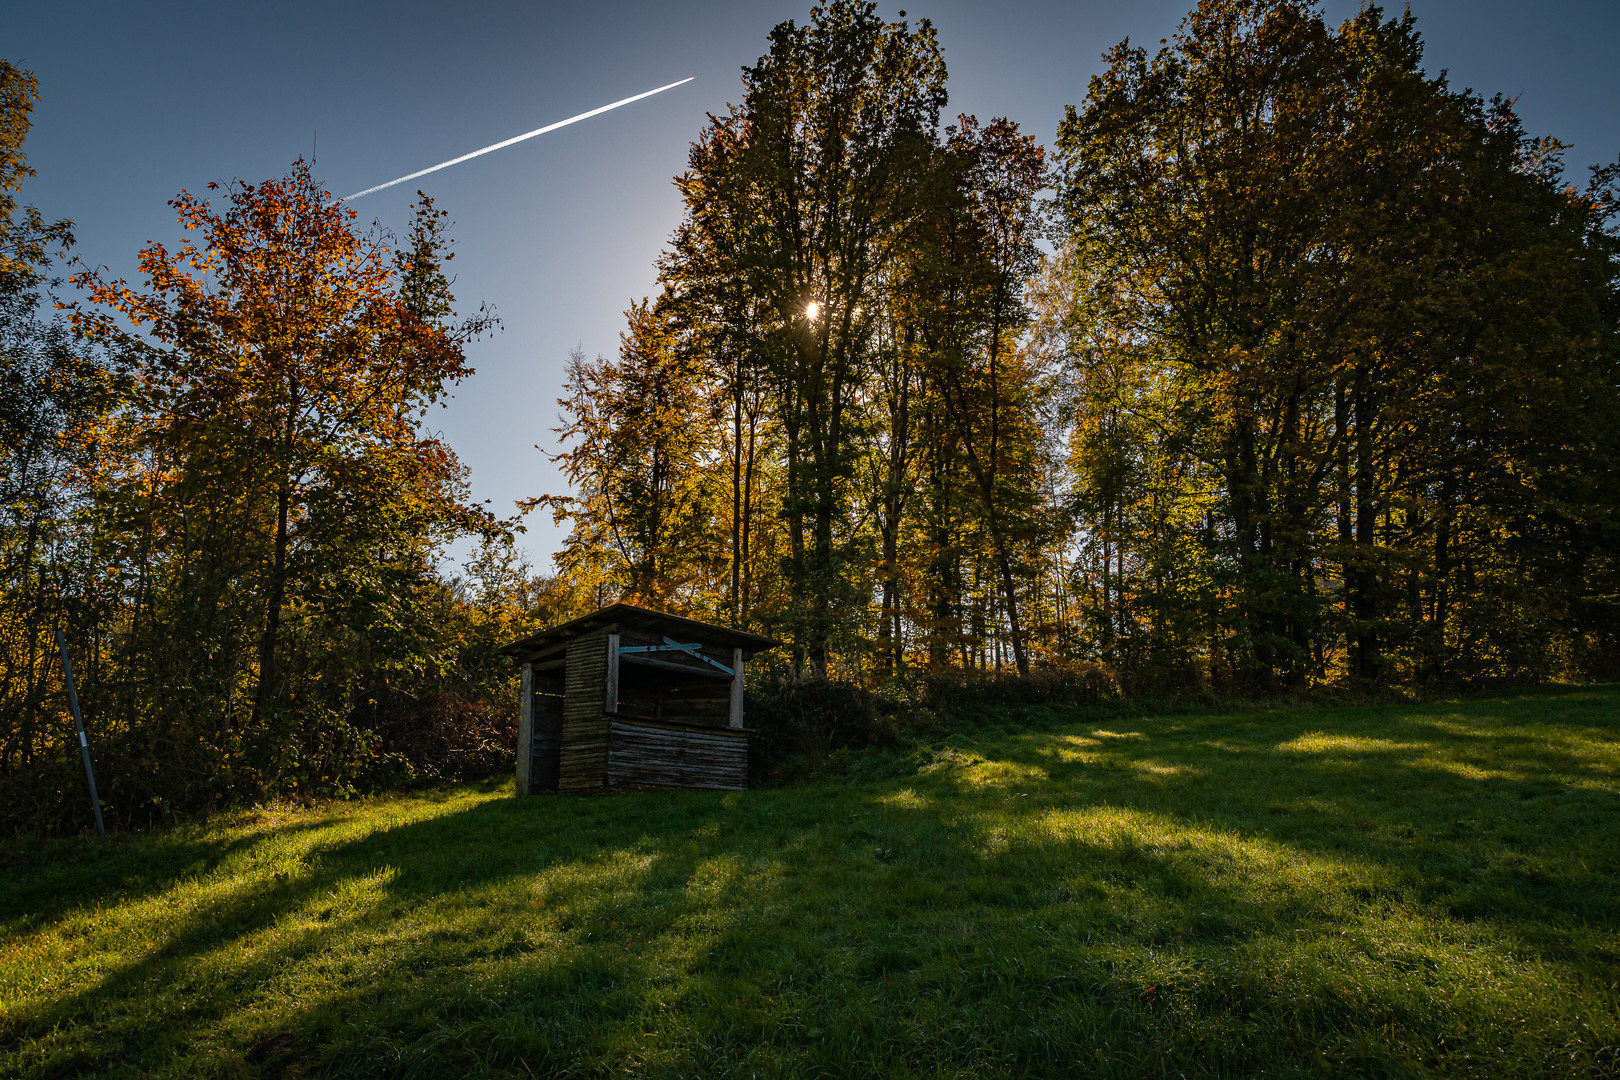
2, 686, 1617, 1078
958, 687, 1620, 939
4, 786, 763, 1076
0, 813, 355, 939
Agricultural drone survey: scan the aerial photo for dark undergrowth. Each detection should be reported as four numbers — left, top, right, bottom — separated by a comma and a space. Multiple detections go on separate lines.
744, 667, 1470, 787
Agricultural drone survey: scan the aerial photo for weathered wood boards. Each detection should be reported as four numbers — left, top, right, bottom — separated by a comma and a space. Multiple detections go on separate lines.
530, 678, 563, 794
606, 719, 747, 790
503, 604, 780, 796
558, 631, 611, 793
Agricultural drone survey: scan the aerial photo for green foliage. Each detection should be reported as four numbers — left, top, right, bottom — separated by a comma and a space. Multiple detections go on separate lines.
3, 687, 1617, 1076
0, 62, 128, 831
9, 0, 1620, 839
549, 0, 1620, 700
745, 666, 1116, 786
66, 164, 499, 812
0, 140, 516, 830
555, 3, 1058, 680
1045, 0, 1620, 690
539, 300, 723, 612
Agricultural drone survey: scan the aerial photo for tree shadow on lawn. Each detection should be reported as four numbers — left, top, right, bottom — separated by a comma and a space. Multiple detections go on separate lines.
0, 782, 555, 935
3, 787, 758, 1076
5, 687, 1618, 1078
964, 687, 1620, 945
10, 790, 1365, 1078
0, 812, 361, 940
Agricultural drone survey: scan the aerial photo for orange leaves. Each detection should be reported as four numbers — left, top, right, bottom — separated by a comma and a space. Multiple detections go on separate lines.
74, 159, 488, 578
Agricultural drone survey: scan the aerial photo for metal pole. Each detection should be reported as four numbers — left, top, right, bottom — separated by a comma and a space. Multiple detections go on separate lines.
56, 629, 107, 843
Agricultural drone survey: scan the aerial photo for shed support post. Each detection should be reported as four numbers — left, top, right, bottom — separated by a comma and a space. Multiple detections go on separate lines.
604, 632, 620, 714
729, 647, 744, 729
516, 662, 533, 797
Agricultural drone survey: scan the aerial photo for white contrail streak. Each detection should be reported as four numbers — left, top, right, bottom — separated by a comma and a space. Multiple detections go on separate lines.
340, 77, 694, 201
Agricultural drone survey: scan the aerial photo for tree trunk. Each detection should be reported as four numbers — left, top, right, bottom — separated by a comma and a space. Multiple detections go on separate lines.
252, 476, 291, 726
1227, 418, 1275, 692
1351, 374, 1380, 680
740, 391, 759, 623
783, 396, 805, 674
730, 365, 743, 619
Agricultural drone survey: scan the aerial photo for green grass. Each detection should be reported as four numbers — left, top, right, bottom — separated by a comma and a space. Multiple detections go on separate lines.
3, 688, 1618, 1078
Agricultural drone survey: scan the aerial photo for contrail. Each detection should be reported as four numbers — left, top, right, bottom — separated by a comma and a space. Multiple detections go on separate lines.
340, 77, 694, 201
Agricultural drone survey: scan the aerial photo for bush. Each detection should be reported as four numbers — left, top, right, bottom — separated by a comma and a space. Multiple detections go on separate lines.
746, 666, 1117, 784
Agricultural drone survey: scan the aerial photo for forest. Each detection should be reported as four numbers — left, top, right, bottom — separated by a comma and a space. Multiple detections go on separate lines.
2, 0, 1618, 832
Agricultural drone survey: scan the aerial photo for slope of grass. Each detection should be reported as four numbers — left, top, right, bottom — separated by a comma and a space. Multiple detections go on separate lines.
2, 687, 1618, 1078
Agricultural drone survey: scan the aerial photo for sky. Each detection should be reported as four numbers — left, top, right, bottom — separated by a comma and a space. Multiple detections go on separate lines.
10, 0, 1620, 574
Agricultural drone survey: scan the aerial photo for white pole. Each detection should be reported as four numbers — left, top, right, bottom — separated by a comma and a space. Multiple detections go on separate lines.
57, 630, 106, 842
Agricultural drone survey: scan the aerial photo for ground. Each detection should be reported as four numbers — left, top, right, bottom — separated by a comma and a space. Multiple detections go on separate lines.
2, 687, 1617, 1078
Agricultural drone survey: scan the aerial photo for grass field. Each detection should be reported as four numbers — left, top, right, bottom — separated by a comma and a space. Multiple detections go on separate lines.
2, 687, 1618, 1078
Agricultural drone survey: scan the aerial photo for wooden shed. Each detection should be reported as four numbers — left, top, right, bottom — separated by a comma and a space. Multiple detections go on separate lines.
502, 604, 781, 795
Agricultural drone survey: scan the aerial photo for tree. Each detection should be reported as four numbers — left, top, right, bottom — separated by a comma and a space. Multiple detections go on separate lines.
0, 60, 120, 791
666, 0, 947, 671
543, 0, 1616, 694
0, 61, 72, 288
71, 164, 491, 797
1051, 0, 1620, 687
914, 115, 1048, 675
540, 299, 722, 611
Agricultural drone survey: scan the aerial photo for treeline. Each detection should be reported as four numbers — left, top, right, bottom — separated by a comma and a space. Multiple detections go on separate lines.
4, 0, 1619, 833
541, 0, 1620, 694
0, 59, 547, 829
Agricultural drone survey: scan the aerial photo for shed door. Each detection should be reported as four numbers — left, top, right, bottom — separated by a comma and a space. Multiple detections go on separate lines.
530, 688, 563, 794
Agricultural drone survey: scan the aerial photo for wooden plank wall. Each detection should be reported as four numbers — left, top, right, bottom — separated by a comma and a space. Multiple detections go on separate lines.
558, 631, 610, 793
530, 673, 564, 794
606, 719, 748, 791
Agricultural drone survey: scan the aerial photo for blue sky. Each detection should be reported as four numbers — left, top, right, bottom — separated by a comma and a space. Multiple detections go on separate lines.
10, 0, 1618, 572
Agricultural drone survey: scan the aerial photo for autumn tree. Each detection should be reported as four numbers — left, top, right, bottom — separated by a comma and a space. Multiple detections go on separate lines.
666, 0, 947, 671
576, 7, 1057, 679
540, 298, 722, 611
1050, 0, 1620, 686
0, 60, 123, 797
0, 61, 72, 288
70, 164, 493, 802
543, 0, 1616, 697
0, 58, 92, 515
910, 115, 1049, 675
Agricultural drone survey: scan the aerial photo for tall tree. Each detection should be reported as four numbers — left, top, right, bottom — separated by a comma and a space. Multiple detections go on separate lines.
915, 115, 1048, 675
72, 165, 489, 790
539, 299, 722, 611
666, 0, 947, 671
0, 60, 119, 784
1051, 0, 1620, 687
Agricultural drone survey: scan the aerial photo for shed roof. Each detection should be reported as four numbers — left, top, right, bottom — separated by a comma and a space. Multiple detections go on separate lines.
502, 603, 783, 662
